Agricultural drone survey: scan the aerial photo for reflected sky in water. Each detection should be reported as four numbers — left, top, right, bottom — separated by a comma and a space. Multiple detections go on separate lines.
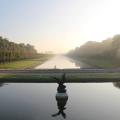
0, 83, 120, 120
35, 55, 83, 69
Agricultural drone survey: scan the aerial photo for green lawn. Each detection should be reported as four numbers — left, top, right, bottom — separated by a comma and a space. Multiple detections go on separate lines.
0, 72, 120, 83
0, 55, 53, 69
77, 58, 120, 68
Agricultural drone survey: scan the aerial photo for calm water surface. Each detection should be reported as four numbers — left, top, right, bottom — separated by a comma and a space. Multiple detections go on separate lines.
35, 55, 90, 69
0, 83, 120, 120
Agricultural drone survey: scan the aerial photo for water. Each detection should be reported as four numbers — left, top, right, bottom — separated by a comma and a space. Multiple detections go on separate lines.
0, 83, 120, 120
35, 55, 90, 69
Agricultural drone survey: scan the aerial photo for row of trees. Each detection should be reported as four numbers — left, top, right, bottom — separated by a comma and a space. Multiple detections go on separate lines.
68, 34, 120, 61
0, 36, 38, 63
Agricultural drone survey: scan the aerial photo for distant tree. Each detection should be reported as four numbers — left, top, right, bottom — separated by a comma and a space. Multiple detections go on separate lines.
67, 34, 120, 61
0, 36, 38, 63
112, 35, 120, 59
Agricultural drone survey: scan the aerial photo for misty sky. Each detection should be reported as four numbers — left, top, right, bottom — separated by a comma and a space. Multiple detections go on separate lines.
0, 0, 120, 53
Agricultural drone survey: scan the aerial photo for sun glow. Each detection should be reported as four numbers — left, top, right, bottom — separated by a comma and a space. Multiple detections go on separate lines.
0, 0, 120, 53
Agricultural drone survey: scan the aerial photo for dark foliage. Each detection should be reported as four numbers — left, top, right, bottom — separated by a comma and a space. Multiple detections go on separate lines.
0, 36, 38, 63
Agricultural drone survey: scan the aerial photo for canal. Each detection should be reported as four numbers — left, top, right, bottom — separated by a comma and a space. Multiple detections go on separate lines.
0, 83, 120, 120
35, 55, 91, 69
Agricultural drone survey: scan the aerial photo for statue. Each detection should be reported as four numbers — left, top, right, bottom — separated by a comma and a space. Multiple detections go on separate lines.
52, 73, 68, 119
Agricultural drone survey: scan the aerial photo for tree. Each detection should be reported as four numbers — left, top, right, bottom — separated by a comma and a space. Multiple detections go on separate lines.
0, 36, 38, 64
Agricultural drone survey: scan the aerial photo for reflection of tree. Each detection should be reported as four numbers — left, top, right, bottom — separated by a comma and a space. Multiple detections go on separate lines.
0, 83, 4, 87
113, 82, 120, 89
0, 82, 6, 87
52, 73, 68, 119
69, 57, 81, 67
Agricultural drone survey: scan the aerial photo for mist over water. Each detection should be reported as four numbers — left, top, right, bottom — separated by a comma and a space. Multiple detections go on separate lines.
35, 55, 79, 69
35, 55, 91, 69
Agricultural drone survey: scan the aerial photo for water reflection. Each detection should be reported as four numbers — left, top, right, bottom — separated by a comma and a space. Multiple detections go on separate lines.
0, 82, 5, 87
113, 82, 120, 89
35, 55, 80, 69
68, 57, 92, 68
52, 73, 68, 119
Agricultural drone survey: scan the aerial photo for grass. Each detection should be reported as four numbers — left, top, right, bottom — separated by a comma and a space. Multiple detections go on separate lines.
67, 73, 120, 82
0, 72, 120, 83
0, 55, 53, 69
76, 57, 120, 68
0, 73, 56, 83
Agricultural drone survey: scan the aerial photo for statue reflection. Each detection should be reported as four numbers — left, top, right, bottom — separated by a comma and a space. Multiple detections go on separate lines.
52, 73, 68, 119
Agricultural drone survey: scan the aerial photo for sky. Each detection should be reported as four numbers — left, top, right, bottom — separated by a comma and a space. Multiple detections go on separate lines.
0, 0, 120, 53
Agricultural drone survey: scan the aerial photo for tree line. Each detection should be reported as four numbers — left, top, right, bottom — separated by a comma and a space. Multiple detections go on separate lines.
68, 34, 120, 61
0, 36, 38, 63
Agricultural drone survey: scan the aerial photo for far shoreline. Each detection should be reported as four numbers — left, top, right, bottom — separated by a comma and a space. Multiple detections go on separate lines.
0, 54, 54, 70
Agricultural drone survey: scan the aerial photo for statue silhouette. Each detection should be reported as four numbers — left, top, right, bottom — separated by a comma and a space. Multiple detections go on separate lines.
52, 97, 68, 118
52, 73, 68, 119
